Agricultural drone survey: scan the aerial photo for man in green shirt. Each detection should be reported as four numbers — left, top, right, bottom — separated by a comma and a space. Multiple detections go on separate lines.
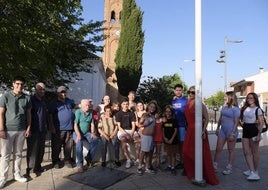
73, 99, 99, 173
0, 76, 32, 188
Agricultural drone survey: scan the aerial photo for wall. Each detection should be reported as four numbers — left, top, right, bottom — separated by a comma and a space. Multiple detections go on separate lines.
68, 58, 106, 106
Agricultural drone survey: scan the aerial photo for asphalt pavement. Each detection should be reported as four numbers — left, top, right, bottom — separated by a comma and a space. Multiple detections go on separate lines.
1, 134, 268, 190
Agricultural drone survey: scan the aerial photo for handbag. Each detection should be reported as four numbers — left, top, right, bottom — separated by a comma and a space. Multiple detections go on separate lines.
255, 107, 268, 133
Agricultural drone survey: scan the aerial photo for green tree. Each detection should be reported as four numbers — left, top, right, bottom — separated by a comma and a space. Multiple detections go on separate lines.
136, 74, 187, 109
115, 0, 144, 96
0, 0, 103, 89
204, 91, 225, 108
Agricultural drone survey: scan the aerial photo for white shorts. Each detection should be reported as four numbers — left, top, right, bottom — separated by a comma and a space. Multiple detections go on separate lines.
141, 134, 154, 152
117, 130, 139, 140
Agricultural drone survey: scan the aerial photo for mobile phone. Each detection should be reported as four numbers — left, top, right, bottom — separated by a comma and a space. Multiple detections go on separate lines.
251, 136, 262, 141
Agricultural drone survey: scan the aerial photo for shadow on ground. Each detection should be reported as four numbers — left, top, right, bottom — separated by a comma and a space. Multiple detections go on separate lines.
68, 166, 132, 190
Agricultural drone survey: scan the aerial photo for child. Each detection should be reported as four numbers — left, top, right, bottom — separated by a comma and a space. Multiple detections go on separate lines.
98, 105, 121, 167
136, 101, 158, 175
111, 101, 120, 116
134, 101, 146, 165
162, 105, 179, 175
153, 111, 163, 169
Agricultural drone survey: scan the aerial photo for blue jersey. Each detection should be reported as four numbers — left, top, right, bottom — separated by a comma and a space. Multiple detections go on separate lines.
172, 96, 187, 128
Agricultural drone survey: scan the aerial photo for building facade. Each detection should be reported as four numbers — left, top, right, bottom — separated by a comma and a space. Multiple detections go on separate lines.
231, 68, 268, 112
68, 57, 106, 106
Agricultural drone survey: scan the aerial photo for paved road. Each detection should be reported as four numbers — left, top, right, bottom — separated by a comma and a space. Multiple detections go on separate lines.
2, 137, 268, 190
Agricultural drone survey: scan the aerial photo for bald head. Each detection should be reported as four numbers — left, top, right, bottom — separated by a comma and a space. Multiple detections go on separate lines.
35, 82, 45, 98
80, 99, 91, 112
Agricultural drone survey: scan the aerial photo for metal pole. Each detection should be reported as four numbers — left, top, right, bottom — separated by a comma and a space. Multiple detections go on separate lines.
224, 36, 227, 92
194, 0, 205, 185
223, 36, 243, 92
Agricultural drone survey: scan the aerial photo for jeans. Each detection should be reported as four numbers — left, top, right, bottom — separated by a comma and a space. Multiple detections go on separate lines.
73, 132, 99, 167
101, 136, 120, 162
0, 131, 25, 181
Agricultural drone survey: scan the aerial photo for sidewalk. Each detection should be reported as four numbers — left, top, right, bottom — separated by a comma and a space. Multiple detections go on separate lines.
2, 140, 268, 190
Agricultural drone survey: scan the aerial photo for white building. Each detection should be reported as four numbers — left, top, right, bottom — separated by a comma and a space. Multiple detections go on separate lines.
231, 68, 268, 111
68, 57, 106, 106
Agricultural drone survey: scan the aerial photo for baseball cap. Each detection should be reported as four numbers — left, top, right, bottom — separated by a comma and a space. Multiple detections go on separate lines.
57, 86, 67, 93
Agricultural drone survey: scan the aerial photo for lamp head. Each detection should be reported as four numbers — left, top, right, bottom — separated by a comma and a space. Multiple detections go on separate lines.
217, 59, 225, 63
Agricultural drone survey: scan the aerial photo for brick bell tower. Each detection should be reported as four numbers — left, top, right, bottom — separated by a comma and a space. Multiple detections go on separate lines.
103, 0, 122, 102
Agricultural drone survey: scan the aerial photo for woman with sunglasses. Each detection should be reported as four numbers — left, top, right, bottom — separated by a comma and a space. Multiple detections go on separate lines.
183, 86, 219, 185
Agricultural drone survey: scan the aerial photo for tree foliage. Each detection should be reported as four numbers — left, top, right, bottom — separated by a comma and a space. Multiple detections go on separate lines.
204, 91, 225, 108
115, 0, 144, 96
0, 0, 103, 89
136, 74, 187, 110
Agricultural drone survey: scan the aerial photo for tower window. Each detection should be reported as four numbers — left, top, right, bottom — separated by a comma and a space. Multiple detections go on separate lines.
110, 11, 115, 24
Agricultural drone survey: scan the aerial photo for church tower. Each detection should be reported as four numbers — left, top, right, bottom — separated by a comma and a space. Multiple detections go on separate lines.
103, 0, 122, 101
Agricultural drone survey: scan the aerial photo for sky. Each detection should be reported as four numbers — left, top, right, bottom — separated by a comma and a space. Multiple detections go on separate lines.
81, 0, 268, 97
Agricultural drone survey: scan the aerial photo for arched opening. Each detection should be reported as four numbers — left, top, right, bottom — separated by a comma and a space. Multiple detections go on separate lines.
110, 11, 115, 24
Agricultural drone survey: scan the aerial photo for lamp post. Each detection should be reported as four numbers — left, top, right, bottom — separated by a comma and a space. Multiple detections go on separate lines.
217, 36, 243, 92
182, 59, 195, 79
180, 59, 195, 83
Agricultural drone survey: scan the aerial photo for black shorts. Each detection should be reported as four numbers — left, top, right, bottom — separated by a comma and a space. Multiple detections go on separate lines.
242, 123, 258, 139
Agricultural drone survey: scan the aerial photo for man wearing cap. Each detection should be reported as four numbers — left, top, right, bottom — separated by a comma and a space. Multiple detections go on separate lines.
48, 86, 75, 168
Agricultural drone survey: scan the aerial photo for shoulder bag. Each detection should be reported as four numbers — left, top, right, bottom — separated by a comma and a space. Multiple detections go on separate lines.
255, 107, 268, 133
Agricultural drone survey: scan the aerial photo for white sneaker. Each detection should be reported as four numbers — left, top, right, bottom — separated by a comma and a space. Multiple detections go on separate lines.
222, 167, 232, 175
125, 159, 132, 169
222, 165, 232, 175
0, 180, 6, 188
134, 159, 139, 165
243, 170, 251, 176
247, 171, 260, 181
213, 162, 218, 172
14, 174, 27, 183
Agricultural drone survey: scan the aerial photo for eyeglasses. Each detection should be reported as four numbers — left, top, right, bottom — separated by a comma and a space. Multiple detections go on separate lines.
14, 82, 24, 86
187, 91, 195, 95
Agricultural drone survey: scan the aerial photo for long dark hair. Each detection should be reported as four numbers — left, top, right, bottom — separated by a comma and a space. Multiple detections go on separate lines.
240, 92, 260, 120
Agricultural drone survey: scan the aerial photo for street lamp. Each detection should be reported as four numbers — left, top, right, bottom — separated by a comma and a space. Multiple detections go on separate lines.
217, 36, 243, 92
180, 59, 195, 84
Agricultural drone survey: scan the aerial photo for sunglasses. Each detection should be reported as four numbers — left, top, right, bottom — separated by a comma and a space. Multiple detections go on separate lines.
187, 91, 195, 95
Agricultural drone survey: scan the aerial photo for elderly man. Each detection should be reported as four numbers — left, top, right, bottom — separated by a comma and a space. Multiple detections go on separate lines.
73, 99, 99, 173
26, 82, 47, 178
48, 86, 75, 169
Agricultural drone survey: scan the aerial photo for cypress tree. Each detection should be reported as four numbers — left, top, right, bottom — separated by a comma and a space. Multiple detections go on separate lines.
115, 0, 144, 96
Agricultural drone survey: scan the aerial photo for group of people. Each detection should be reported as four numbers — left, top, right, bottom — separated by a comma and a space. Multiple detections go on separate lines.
0, 76, 265, 188
213, 91, 265, 181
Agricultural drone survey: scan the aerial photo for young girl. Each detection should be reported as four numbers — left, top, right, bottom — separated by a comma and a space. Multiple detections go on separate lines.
240, 92, 264, 181
134, 101, 146, 164
153, 111, 163, 169
213, 91, 240, 175
136, 101, 158, 175
98, 105, 121, 167
162, 105, 178, 175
